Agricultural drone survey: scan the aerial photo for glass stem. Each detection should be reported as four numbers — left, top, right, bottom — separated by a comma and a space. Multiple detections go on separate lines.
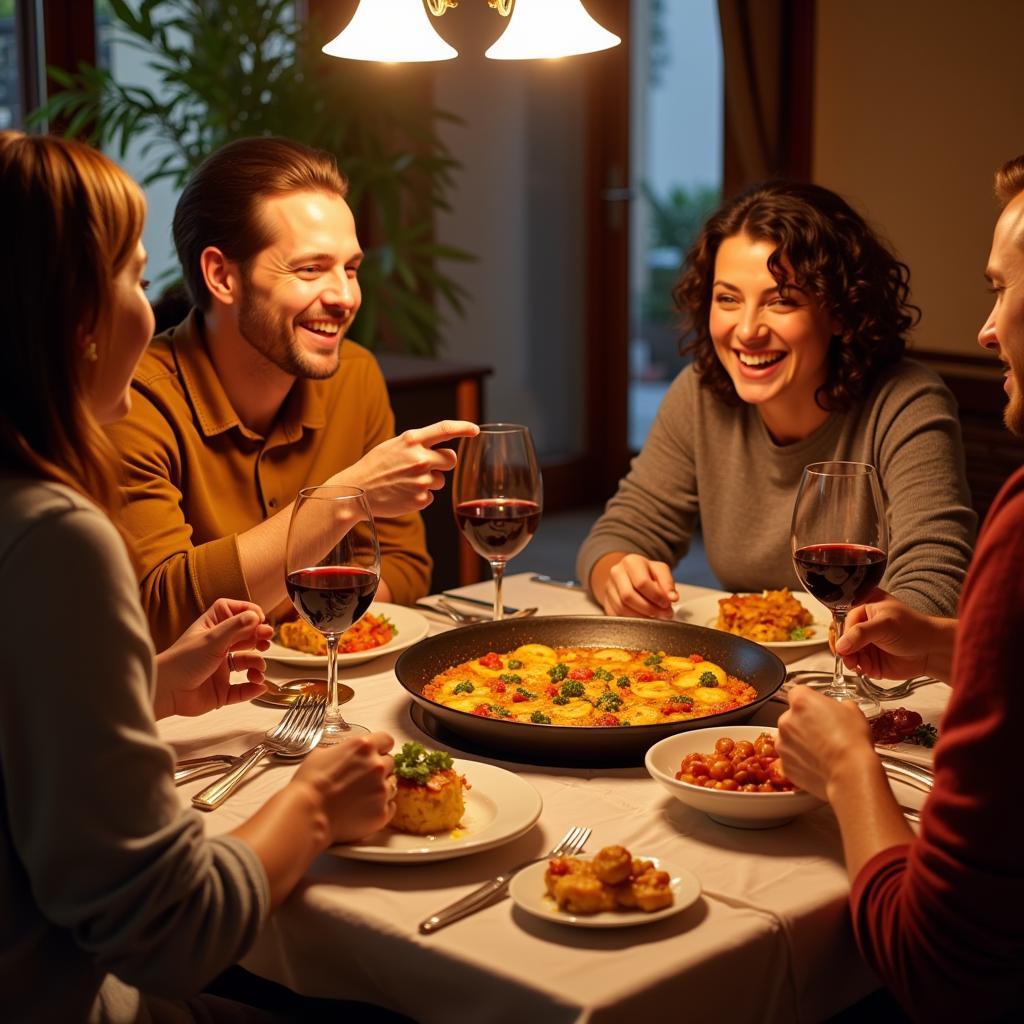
490, 559, 506, 621
826, 611, 855, 701
326, 633, 340, 724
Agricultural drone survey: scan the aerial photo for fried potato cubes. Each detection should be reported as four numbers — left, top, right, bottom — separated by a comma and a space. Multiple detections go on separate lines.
544, 844, 674, 914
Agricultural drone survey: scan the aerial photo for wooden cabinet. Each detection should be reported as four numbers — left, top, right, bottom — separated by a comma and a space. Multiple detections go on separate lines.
379, 354, 492, 590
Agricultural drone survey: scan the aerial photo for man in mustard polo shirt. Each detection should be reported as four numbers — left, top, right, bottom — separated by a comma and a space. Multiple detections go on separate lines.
107, 137, 476, 649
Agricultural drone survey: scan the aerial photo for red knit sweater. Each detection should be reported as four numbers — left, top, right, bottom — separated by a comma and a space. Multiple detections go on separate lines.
850, 467, 1024, 1021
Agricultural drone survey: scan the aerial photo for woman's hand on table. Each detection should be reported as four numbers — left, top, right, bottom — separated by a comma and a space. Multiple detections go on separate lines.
836, 590, 955, 682
232, 732, 396, 908
593, 552, 679, 619
295, 731, 396, 844
153, 598, 272, 719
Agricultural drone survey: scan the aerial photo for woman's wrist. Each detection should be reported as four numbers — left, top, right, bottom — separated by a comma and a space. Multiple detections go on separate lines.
282, 777, 333, 853
824, 739, 883, 806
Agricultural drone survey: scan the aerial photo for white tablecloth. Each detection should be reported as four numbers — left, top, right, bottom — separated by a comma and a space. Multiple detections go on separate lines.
159, 573, 949, 1023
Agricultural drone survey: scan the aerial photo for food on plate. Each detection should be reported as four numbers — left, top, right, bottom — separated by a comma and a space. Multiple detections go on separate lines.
544, 845, 674, 914
421, 645, 758, 727
390, 742, 468, 835
870, 707, 938, 747
675, 732, 796, 792
716, 589, 815, 642
276, 612, 397, 656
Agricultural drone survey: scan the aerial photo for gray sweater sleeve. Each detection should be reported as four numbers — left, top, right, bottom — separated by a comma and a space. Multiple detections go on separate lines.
577, 369, 701, 587
867, 363, 976, 616
0, 494, 269, 997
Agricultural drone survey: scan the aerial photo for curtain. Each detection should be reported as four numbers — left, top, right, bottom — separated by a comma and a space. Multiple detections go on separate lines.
718, 0, 815, 196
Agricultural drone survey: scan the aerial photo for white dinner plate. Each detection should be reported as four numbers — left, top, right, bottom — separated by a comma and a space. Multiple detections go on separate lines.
508, 854, 701, 929
264, 603, 430, 668
674, 590, 830, 650
329, 760, 542, 863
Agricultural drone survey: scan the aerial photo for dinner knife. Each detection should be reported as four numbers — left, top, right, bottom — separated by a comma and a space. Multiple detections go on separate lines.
878, 755, 934, 794
440, 591, 518, 615
529, 574, 585, 590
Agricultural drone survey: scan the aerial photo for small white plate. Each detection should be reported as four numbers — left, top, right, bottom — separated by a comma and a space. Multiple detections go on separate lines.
264, 602, 430, 668
674, 590, 830, 650
329, 760, 542, 863
508, 854, 701, 928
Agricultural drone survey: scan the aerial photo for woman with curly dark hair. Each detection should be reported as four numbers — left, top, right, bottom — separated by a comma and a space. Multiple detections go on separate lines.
579, 180, 976, 620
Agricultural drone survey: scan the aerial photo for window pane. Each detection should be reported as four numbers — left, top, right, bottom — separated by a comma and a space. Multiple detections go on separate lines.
94, 2, 180, 290
629, 0, 722, 450
0, 0, 20, 130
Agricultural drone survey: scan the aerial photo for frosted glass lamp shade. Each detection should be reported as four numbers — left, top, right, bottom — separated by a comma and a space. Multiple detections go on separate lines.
322, 0, 458, 63
485, 0, 621, 60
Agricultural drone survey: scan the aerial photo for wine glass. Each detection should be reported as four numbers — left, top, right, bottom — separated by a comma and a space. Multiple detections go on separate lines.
790, 461, 888, 717
452, 424, 543, 621
285, 485, 380, 744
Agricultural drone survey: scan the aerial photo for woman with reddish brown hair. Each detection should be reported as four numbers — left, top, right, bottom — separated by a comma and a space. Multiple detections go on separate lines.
0, 132, 396, 1021
579, 180, 976, 620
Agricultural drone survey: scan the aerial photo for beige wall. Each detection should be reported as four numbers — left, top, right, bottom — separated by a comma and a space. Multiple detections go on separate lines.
813, 0, 1024, 359
431, 2, 587, 459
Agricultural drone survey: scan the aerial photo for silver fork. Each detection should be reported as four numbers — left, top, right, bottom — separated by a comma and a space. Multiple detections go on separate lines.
192, 695, 326, 811
785, 670, 941, 703
419, 825, 592, 934
857, 673, 942, 701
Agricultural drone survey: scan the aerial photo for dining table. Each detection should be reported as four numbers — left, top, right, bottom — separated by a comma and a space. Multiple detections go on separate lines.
159, 573, 949, 1024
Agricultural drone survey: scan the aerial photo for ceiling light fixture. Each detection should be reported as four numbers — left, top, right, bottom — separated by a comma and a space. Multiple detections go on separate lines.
321, 0, 621, 63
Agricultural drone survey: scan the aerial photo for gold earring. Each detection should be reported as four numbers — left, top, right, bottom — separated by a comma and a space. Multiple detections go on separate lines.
83, 341, 99, 363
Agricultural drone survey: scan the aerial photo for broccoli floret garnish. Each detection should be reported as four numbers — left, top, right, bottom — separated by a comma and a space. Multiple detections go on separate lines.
393, 742, 453, 784
643, 654, 663, 667
452, 680, 475, 695
912, 723, 938, 747
499, 672, 523, 685
515, 686, 538, 700
698, 671, 718, 687
593, 667, 614, 682
552, 695, 570, 706
668, 694, 694, 705
560, 680, 585, 698
616, 676, 631, 688
507, 659, 523, 669
789, 626, 810, 641
530, 711, 552, 724
547, 663, 569, 682
595, 692, 623, 712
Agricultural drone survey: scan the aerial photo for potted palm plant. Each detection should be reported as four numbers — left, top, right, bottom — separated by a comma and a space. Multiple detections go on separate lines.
36, 0, 469, 356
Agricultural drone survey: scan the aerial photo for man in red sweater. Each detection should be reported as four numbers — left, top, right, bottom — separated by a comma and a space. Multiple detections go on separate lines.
777, 157, 1024, 1021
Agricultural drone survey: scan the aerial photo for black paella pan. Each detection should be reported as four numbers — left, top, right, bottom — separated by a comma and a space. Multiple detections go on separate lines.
395, 615, 785, 767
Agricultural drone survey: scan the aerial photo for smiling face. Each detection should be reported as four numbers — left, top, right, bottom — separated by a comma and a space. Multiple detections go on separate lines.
980, 192, 1024, 437
88, 240, 155, 424
235, 189, 362, 379
709, 233, 837, 442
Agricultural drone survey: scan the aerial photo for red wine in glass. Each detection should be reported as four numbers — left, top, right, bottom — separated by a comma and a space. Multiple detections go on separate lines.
286, 566, 378, 634
792, 543, 887, 612
452, 425, 543, 621
454, 498, 541, 561
790, 462, 888, 715
285, 485, 380, 743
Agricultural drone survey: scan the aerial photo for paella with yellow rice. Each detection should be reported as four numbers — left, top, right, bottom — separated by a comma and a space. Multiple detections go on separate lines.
421, 644, 758, 727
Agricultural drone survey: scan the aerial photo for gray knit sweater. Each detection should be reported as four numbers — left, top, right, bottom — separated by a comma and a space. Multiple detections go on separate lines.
0, 480, 269, 1022
578, 359, 977, 616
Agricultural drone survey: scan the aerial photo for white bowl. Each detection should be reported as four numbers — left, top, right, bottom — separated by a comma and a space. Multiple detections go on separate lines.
645, 726, 823, 829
